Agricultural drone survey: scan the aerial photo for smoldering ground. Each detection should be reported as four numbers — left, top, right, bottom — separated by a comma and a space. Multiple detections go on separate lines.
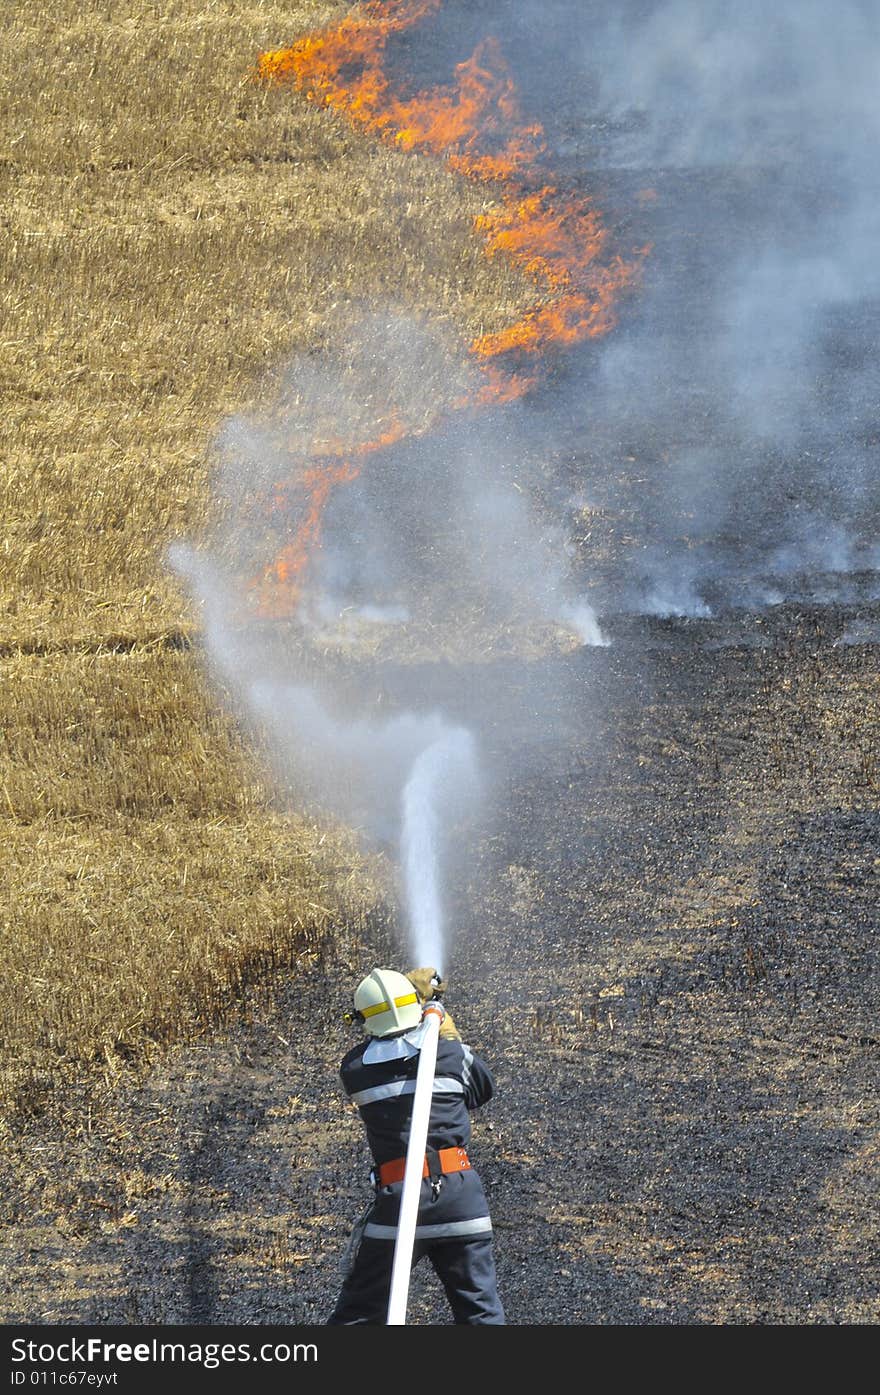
444, 0, 880, 618
603, 0, 880, 614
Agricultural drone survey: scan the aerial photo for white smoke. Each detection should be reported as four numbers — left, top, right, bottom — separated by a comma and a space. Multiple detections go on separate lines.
499, 0, 880, 620
171, 543, 481, 967
170, 305, 607, 971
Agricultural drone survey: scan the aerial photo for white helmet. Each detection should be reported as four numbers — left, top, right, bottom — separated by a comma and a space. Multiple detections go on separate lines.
353, 968, 422, 1038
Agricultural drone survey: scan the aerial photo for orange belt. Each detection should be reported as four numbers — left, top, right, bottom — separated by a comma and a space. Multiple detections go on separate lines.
377, 1146, 471, 1187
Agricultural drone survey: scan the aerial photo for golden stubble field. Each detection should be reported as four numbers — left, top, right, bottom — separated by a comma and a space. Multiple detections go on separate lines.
0, 0, 535, 1125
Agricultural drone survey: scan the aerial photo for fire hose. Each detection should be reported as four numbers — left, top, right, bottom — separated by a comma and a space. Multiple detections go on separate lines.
386, 1000, 444, 1325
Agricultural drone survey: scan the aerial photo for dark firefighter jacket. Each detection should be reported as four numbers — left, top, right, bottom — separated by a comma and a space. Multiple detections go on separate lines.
340, 1024, 496, 1241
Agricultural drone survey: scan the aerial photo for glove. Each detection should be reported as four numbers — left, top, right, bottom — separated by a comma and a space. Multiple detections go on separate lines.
406, 966, 445, 1002
406, 967, 461, 1041
437, 1010, 461, 1042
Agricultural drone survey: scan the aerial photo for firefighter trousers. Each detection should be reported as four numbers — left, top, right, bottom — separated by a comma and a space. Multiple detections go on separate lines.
328, 1233, 505, 1325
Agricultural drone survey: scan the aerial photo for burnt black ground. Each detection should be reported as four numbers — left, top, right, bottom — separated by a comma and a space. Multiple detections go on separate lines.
1, 604, 877, 1325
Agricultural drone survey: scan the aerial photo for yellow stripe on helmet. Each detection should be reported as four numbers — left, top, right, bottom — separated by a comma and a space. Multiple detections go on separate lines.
361, 991, 418, 1018
361, 999, 389, 1018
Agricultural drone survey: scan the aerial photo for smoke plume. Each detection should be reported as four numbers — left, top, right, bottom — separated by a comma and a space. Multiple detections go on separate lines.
172, 310, 598, 969
174, 0, 879, 971
528, 0, 880, 618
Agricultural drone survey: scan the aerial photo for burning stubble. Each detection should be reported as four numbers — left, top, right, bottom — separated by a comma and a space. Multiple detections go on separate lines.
174, 0, 880, 968
250, 0, 880, 629
252, 0, 643, 623
172, 3, 641, 964
170, 293, 608, 967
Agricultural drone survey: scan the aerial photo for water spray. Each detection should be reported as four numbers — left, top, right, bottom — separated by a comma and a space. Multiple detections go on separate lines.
401, 725, 476, 972
383, 728, 477, 1323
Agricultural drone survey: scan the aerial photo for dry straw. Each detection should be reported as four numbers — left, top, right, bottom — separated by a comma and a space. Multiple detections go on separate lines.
0, 0, 534, 1123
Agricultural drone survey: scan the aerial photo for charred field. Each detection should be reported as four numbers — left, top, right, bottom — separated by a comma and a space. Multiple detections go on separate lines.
3, 588, 878, 1327
2, 0, 879, 1327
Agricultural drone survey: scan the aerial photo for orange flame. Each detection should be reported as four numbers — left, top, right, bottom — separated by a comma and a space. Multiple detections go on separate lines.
258, 5, 543, 182
252, 460, 360, 620
251, 0, 647, 617
250, 414, 411, 617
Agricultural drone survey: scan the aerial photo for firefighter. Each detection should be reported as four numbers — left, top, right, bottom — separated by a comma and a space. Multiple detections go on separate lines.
328, 966, 505, 1325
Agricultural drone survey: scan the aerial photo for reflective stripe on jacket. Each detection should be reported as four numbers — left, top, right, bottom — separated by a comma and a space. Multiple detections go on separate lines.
340, 1035, 496, 1241
340, 1036, 495, 1164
